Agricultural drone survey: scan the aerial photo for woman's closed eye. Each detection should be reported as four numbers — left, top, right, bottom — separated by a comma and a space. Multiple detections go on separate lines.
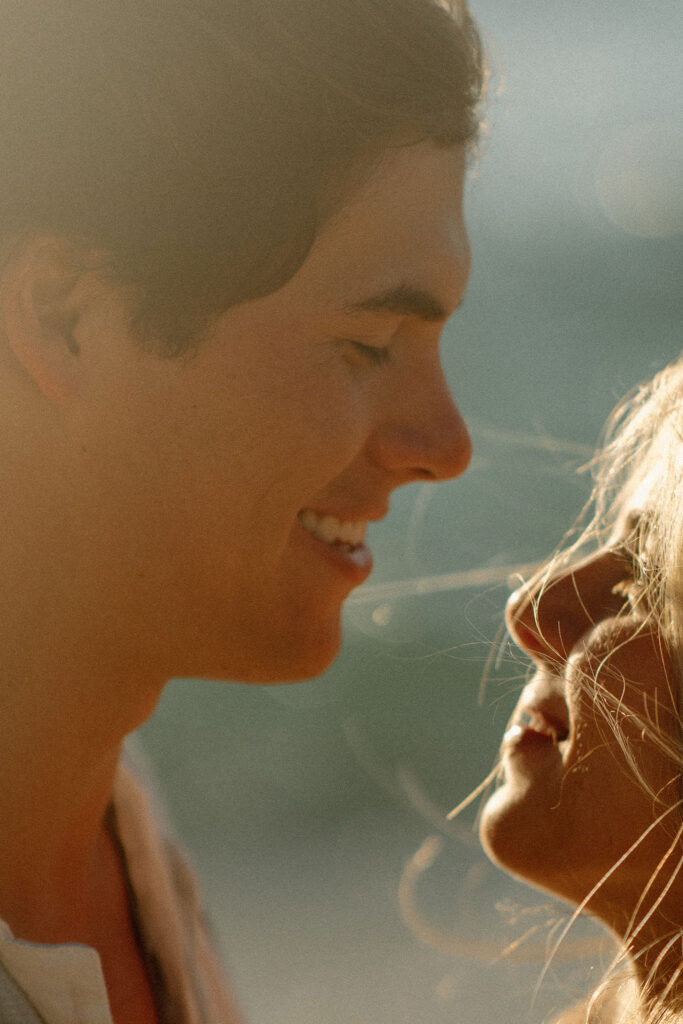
610, 546, 654, 615
611, 575, 650, 613
610, 519, 657, 615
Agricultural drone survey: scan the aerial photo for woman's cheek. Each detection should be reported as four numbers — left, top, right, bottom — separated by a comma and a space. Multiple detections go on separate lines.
569, 621, 671, 697
568, 626, 680, 784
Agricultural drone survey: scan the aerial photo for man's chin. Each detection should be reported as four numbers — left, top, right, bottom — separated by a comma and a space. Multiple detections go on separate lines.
186, 619, 343, 685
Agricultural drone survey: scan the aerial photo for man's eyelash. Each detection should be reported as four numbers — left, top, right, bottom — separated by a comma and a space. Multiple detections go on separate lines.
344, 339, 391, 365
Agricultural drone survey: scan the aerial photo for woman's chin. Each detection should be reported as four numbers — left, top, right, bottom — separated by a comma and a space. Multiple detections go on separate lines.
479, 782, 564, 889
478, 785, 527, 872
479, 784, 614, 914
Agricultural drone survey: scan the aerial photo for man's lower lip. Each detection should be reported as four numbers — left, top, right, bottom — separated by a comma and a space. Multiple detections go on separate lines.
298, 525, 373, 582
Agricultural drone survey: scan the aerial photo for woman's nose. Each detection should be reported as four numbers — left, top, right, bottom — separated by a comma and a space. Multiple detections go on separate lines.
369, 362, 472, 483
506, 551, 629, 663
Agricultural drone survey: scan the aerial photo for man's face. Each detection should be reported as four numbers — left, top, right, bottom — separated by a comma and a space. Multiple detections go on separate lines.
72, 142, 472, 684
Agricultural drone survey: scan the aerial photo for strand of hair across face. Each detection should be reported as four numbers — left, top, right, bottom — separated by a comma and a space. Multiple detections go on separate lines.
531, 800, 683, 1004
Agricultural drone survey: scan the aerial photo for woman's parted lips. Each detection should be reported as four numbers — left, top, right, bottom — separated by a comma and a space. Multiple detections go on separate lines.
504, 679, 571, 745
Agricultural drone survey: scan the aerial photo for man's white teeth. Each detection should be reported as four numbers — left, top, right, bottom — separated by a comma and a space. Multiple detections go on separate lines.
299, 509, 367, 547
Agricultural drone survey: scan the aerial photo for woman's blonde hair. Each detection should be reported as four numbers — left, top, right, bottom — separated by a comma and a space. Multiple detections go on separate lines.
401, 362, 683, 1020
528, 354, 683, 1023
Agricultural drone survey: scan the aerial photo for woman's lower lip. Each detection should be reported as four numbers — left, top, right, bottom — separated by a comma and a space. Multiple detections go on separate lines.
298, 523, 373, 584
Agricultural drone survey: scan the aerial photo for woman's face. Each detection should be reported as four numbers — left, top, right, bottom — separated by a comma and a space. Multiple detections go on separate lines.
71, 142, 471, 684
480, 514, 683, 930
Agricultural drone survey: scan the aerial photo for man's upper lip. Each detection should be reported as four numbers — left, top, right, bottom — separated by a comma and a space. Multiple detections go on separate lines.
301, 506, 389, 523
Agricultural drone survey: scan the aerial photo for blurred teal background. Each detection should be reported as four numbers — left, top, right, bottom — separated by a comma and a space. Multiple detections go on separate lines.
138, 1, 683, 1020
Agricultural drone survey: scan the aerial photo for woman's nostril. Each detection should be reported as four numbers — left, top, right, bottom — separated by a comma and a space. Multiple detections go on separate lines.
512, 620, 547, 656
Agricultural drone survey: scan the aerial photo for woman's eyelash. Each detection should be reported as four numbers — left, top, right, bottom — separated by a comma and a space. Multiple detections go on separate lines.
611, 566, 651, 611
610, 526, 656, 611
612, 578, 645, 604
345, 339, 391, 365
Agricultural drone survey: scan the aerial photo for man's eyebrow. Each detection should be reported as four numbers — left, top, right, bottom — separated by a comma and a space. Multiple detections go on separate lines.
343, 284, 460, 323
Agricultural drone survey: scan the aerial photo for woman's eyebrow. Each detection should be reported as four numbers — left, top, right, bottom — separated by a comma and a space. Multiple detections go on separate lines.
342, 284, 461, 324
623, 510, 653, 542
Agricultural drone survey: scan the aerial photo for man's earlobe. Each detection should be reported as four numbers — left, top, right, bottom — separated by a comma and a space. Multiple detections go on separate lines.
0, 237, 90, 404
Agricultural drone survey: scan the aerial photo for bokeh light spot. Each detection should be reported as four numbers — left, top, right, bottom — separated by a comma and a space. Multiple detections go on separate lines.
371, 604, 392, 627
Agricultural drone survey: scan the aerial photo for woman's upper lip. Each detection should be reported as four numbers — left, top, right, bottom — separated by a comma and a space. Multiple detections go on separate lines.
515, 678, 571, 741
515, 705, 570, 742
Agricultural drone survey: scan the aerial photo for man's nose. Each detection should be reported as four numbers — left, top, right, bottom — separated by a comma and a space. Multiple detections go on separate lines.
506, 551, 629, 663
368, 360, 472, 484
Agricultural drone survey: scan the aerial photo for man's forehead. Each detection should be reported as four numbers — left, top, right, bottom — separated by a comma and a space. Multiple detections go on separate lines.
265, 143, 470, 321
304, 215, 470, 321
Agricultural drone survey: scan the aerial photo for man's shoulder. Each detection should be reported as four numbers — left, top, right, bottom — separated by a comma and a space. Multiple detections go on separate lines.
0, 958, 47, 1023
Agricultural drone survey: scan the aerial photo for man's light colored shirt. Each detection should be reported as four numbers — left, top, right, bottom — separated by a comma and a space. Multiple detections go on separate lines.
0, 759, 239, 1024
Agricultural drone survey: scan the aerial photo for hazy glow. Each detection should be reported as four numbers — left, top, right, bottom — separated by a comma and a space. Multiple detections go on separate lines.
351, 561, 541, 604
595, 122, 683, 238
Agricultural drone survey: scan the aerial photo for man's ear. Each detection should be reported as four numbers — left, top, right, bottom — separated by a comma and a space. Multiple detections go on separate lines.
0, 237, 98, 404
